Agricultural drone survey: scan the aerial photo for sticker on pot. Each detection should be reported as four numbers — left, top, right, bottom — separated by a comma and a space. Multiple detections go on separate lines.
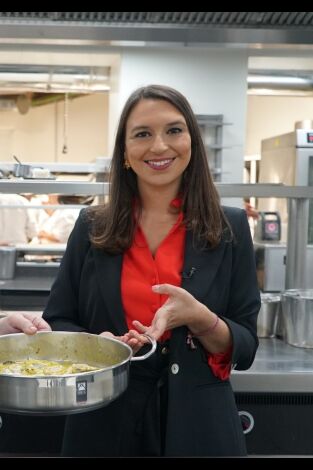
76, 380, 88, 402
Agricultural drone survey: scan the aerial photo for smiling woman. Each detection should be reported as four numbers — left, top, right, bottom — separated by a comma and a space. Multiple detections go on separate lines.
124, 99, 191, 191
42, 84, 260, 457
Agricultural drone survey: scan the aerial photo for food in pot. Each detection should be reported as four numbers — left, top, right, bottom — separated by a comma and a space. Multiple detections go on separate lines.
0, 358, 100, 376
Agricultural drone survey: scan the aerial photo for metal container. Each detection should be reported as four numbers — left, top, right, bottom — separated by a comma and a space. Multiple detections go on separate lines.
257, 293, 281, 338
13, 163, 52, 179
0, 331, 156, 415
13, 163, 33, 178
281, 289, 313, 348
0, 247, 17, 280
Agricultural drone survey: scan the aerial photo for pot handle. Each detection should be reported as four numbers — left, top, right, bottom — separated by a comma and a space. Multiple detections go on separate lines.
130, 334, 157, 362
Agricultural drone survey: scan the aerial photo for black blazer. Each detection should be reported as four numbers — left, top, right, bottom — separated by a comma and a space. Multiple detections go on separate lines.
43, 206, 260, 457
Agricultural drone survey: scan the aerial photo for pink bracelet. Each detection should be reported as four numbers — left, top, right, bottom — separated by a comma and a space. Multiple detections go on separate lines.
192, 314, 219, 337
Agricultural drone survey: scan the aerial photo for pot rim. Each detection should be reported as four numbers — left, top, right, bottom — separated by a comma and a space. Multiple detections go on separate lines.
282, 289, 313, 300
260, 293, 281, 303
0, 331, 133, 379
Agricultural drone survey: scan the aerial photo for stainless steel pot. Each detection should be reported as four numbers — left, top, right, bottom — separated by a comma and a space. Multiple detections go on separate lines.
0, 331, 156, 415
258, 293, 281, 338
281, 289, 313, 348
13, 163, 33, 178
0, 247, 17, 280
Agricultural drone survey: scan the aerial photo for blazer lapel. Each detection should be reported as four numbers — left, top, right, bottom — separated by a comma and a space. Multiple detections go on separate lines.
93, 249, 128, 335
181, 231, 227, 300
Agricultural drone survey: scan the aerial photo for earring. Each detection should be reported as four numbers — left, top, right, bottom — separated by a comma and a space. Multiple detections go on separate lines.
124, 159, 131, 170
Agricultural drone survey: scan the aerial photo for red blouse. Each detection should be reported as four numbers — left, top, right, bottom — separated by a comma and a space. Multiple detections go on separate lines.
121, 200, 232, 381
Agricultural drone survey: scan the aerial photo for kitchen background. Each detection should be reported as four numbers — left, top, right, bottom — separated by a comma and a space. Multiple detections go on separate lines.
1, 12, 313, 457
0, 13, 310, 184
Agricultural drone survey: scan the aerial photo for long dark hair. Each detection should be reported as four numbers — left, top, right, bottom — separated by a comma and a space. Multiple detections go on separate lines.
89, 84, 231, 254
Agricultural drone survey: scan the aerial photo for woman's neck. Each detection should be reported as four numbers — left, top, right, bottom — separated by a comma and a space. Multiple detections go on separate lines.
138, 184, 180, 215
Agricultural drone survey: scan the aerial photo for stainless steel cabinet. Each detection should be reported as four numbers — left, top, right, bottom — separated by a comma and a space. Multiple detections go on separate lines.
196, 114, 230, 182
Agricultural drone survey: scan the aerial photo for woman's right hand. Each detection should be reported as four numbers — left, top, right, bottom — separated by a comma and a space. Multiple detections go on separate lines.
100, 330, 149, 354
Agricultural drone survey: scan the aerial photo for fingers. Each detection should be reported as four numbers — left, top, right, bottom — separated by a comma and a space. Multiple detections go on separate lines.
152, 283, 182, 296
7, 313, 37, 335
134, 310, 168, 342
119, 329, 149, 355
100, 331, 115, 338
132, 320, 148, 333
100, 326, 151, 356
23, 313, 51, 332
127, 328, 149, 344
145, 324, 164, 341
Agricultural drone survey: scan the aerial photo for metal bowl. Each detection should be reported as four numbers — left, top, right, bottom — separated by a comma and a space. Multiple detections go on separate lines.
0, 331, 156, 415
281, 289, 313, 348
257, 293, 281, 338
13, 163, 33, 178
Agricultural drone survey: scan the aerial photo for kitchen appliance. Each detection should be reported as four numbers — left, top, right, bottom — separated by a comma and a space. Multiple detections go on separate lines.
254, 242, 313, 292
258, 128, 313, 243
281, 289, 313, 348
233, 338, 313, 455
254, 211, 281, 242
236, 392, 313, 455
0, 331, 156, 414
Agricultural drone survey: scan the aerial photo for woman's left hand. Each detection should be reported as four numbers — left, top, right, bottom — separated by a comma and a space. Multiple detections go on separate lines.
133, 283, 202, 341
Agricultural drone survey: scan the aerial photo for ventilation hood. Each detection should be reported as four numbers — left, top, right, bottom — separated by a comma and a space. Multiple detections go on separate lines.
248, 70, 313, 95
0, 64, 110, 94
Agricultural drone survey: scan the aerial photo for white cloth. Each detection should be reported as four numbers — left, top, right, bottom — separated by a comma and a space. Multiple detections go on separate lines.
38, 208, 80, 243
28, 195, 50, 228
0, 194, 37, 244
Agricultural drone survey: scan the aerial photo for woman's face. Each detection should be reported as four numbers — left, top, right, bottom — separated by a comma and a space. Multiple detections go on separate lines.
125, 99, 191, 192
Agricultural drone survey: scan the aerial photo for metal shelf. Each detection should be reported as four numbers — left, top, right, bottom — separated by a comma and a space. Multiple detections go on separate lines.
0, 179, 109, 195
0, 180, 311, 291
0, 158, 111, 174
216, 183, 313, 199
0, 180, 312, 199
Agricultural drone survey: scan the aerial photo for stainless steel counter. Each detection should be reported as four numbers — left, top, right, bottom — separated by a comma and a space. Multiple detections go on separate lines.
0, 275, 54, 291
0, 263, 58, 292
231, 338, 313, 393
0, 262, 58, 311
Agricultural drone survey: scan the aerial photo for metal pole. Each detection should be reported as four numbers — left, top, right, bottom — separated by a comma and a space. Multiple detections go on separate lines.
285, 198, 309, 289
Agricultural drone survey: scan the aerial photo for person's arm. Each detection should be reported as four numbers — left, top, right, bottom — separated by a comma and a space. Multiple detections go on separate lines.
219, 208, 260, 370
132, 284, 232, 354
132, 209, 260, 370
186, 209, 260, 369
42, 209, 90, 332
38, 229, 60, 243
0, 312, 51, 335
25, 209, 38, 241
39, 211, 80, 244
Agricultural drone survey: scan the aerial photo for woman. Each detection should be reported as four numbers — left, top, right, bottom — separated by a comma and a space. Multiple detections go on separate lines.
43, 84, 260, 457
